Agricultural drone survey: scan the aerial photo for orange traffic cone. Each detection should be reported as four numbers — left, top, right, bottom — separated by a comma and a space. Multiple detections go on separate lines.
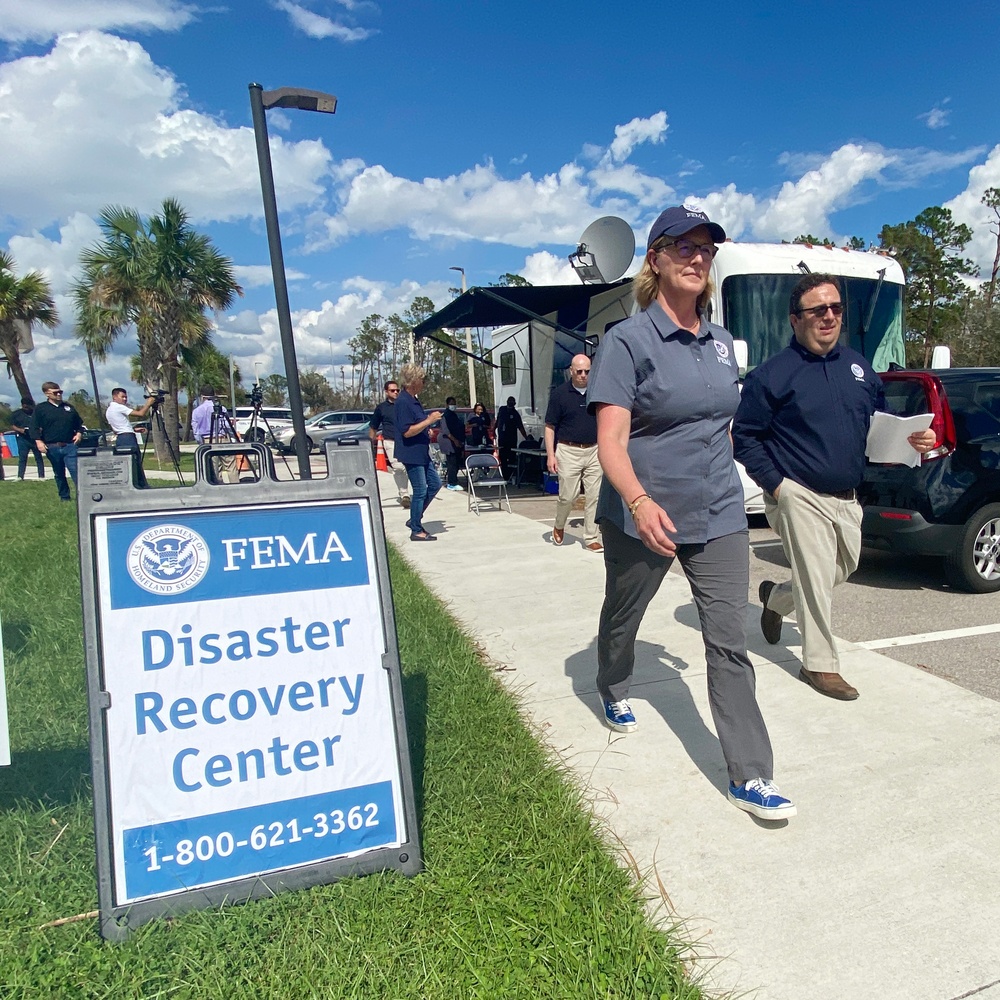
0, 436, 11, 459
375, 435, 389, 472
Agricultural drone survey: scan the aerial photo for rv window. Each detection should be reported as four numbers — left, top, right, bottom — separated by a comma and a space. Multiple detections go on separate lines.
500, 351, 516, 385
722, 274, 903, 370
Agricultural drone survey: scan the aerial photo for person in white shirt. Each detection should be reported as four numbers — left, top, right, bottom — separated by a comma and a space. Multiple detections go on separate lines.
106, 387, 156, 488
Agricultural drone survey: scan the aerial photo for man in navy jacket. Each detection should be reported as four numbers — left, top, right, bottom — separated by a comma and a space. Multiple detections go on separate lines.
733, 274, 934, 700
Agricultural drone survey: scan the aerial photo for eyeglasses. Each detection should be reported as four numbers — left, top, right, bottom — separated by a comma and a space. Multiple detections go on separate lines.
48, 388, 63, 394
795, 302, 844, 319
657, 240, 718, 260
572, 368, 590, 375
387, 388, 400, 394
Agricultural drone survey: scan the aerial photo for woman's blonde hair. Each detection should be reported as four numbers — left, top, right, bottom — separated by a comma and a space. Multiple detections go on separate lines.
634, 239, 714, 314
398, 362, 426, 389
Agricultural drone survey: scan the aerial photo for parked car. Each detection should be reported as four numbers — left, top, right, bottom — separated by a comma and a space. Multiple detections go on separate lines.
859, 368, 1000, 592
273, 410, 371, 454
314, 423, 372, 450
232, 406, 295, 444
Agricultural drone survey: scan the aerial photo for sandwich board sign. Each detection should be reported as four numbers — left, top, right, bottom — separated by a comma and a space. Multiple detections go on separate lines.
76, 442, 421, 940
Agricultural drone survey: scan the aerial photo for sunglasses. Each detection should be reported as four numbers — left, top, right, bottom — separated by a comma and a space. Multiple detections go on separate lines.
795, 303, 844, 319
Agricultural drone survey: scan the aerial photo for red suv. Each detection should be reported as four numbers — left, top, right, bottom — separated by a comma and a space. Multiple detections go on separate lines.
859, 369, 1000, 592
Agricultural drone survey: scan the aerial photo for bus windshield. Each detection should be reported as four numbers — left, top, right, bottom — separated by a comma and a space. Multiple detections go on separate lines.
721, 274, 904, 371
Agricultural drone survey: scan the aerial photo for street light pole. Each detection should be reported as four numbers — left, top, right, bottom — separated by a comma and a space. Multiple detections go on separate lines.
449, 266, 476, 406
249, 82, 337, 479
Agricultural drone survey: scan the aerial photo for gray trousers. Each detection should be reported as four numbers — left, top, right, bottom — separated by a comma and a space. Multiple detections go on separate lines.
596, 522, 773, 784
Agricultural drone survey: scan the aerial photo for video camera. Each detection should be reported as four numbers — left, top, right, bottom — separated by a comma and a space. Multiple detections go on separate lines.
145, 387, 167, 408
249, 382, 264, 407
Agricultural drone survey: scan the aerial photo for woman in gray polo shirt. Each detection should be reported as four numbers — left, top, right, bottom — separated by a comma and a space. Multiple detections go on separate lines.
587, 206, 795, 821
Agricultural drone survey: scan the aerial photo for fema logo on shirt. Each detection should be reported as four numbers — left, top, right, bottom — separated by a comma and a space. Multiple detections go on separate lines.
714, 341, 732, 365
851, 363, 865, 381
126, 524, 210, 595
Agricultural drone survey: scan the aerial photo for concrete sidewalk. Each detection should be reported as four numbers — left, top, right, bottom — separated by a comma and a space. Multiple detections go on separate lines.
381, 483, 1000, 1000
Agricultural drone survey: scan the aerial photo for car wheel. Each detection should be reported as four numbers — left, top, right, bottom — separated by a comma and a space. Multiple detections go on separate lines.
248, 427, 266, 443
304, 436, 314, 454
944, 503, 1000, 593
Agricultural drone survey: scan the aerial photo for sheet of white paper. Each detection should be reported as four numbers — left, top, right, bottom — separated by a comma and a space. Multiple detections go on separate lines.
865, 411, 934, 467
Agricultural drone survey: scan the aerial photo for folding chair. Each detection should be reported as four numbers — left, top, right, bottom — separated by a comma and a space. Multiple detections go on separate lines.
465, 453, 511, 515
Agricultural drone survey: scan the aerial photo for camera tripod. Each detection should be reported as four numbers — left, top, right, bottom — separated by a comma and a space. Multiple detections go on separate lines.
140, 395, 185, 486
242, 383, 293, 478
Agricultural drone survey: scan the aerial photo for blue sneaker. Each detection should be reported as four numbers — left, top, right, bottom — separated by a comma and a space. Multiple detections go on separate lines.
446, 484, 464, 491
728, 779, 796, 820
600, 698, 637, 733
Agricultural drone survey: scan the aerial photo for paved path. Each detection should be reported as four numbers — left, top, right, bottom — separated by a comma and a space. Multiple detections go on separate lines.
381, 482, 1000, 1000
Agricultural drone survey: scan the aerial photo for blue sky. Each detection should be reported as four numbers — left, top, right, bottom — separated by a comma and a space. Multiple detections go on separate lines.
0, 0, 997, 404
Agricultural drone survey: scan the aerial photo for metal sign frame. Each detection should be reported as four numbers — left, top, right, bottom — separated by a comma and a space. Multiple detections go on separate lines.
77, 441, 421, 940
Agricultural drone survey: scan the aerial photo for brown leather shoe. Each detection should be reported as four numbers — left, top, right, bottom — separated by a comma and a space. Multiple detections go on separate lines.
585, 542, 604, 552
799, 668, 859, 701
552, 527, 564, 545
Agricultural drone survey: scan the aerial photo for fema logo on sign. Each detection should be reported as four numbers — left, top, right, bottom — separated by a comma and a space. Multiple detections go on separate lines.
851, 363, 865, 379
127, 524, 210, 595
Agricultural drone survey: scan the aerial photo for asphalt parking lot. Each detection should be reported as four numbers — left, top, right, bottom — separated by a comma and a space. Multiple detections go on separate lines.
502, 487, 1000, 703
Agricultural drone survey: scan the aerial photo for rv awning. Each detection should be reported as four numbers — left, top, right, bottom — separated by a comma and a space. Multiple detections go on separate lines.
411, 282, 628, 337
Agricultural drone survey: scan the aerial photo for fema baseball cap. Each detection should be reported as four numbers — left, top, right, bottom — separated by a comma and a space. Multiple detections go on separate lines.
647, 207, 726, 249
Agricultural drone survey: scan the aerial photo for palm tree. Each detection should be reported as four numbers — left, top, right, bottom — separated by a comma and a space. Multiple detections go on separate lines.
0, 251, 59, 403
74, 198, 242, 459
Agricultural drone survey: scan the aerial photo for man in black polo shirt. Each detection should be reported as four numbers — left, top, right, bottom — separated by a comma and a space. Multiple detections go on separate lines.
369, 379, 410, 508
495, 395, 526, 480
9, 398, 46, 481
545, 354, 603, 551
29, 381, 84, 501
733, 274, 934, 700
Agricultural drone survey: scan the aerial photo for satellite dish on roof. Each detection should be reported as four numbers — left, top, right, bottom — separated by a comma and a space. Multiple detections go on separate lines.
568, 216, 635, 284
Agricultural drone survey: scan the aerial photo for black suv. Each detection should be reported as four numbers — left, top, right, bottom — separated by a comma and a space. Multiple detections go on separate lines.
859, 368, 1000, 592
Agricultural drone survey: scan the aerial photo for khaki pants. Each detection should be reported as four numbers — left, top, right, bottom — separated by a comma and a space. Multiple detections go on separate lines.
553, 442, 602, 545
763, 479, 862, 674
383, 438, 410, 499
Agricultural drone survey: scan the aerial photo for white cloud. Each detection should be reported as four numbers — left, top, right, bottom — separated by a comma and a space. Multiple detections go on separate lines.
316, 160, 600, 249
918, 99, 951, 130
0, 31, 332, 230
6, 212, 101, 294
270, 0, 374, 41
519, 251, 579, 287
0, 0, 197, 43
232, 264, 309, 288
943, 143, 1000, 276
751, 143, 894, 240
607, 112, 668, 164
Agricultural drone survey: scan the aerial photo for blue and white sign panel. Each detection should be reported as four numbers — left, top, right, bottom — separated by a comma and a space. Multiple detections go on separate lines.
92, 499, 406, 905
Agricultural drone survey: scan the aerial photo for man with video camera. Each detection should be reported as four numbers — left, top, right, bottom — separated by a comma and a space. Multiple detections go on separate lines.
106, 386, 157, 488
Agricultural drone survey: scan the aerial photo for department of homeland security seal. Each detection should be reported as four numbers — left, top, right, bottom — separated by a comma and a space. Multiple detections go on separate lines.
851, 363, 865, 379
714, 340, 730, 359
127, 524, 210, 594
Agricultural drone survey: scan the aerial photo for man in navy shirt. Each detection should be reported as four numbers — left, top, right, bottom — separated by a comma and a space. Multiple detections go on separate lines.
733, 274, 934, 700
544, 354, 602, 551
369, 379, 410, 507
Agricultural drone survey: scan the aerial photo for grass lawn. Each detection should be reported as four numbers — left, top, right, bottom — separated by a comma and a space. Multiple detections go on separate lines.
0, 485, 704, 999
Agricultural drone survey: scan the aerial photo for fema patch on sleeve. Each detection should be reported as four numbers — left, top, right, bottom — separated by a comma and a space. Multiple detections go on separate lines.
851, 363, 865, 380
714, 340, 732, 365
127, 524, 211, 595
